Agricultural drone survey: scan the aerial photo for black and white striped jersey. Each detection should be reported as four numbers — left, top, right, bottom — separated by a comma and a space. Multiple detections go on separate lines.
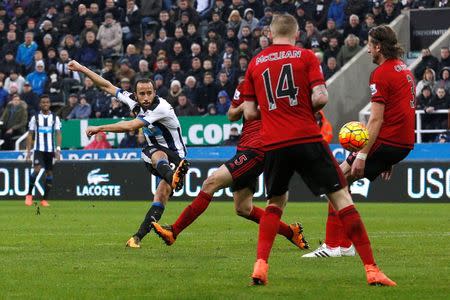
115, 89, 187, 158
28, 112, 61, 153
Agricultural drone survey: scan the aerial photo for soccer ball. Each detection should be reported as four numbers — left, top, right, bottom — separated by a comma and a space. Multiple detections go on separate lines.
339, 121, 369, 152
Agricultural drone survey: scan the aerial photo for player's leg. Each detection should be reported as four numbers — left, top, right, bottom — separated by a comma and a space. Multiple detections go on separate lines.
252, 147, 294, 285
306, 160, 354, 258
134, 180, 172, 241
127, 148, 188, 248
315, 145, 410, 257
252, 194, 287, 285
309, 150, 384, 258
153, 164, 233, 245
26, 152, 43, 206
309, 142, 396, 286
40, 170, 53, 207
149, 149, 189, 191
40, 153, 55, 207
233, 188, 308, 250
326, 188, 396, 286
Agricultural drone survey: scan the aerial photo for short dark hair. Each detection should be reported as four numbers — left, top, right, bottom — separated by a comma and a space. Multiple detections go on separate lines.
369, 25, 404, 59
40, 94, 50, 100
134, 78, 156, 92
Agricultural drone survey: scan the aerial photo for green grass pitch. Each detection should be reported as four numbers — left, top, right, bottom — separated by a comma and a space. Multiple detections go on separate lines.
1, 201, 449, 299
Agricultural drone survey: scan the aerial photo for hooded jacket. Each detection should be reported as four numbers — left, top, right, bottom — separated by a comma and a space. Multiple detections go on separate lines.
216, 90, 231, 115
436, 66, 450, 92
84, 132, 112, 149
26, 66, 47, 96
416, 68, 436, 95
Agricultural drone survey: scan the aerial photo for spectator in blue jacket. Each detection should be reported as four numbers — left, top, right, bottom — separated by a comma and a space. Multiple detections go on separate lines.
328, 0, 347, 29
26, 60, 47, 96
216, 90, 230, 115
78, 31, 101, 70
16, 31, 38, 69
67, 95, 92, 119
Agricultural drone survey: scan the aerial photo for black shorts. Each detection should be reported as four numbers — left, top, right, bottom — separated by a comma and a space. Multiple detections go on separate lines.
265, 141, 347, 198
346, 142, 411, 181
224, 148, 264, 192
32, 151, 54, 170
142, 145, 183, 178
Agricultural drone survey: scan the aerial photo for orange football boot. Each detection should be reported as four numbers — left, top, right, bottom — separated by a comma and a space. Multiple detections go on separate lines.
40, 200, 50, 207
288, 222, 309, 250
171, 159, 190, 191
365, 264, 397, 286
25, 195, 33, 206
152, 222, 176, 245
251, 259, 269, 286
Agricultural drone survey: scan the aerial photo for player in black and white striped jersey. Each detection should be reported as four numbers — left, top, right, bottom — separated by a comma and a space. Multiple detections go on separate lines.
25, 95, 62, 207
68, 60, 190, 248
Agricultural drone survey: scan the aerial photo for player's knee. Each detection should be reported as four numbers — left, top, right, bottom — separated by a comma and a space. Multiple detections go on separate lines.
155, 188, 171, 203
235, 205, 251, 217
202, 174, 221, 194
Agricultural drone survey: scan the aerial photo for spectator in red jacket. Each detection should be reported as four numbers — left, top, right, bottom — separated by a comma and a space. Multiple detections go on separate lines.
84, 132, 112, 149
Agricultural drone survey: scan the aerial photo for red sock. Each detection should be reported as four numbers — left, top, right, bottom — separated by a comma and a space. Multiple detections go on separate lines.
172, 191, 212, 236
325, 202, 352, 248
338, 205, 376, 265
257, 205, 283, 262
245, 205, 264, 223
245, 206, 292, 239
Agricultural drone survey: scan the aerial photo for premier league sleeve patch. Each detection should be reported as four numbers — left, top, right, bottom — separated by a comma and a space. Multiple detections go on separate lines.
370, 84, 377, 95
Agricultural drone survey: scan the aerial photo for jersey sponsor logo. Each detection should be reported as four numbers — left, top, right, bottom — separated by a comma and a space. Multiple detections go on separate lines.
37, 126, 53, 133
350, 178, 370, 198
143, 126, 162, 137
370, 84, 377, 95
255, 50, 302, 65
76, 168, 121, 196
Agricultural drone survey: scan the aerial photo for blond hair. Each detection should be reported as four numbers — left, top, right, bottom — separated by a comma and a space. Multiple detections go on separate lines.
269, 14, 298, 39
228, 10, 241, 23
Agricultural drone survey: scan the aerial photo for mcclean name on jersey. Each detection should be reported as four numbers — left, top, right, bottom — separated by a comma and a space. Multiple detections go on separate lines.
256, 50, 302, 65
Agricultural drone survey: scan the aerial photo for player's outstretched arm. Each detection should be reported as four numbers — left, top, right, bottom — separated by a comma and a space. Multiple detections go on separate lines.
86, 119, 145, 137
360, 102, 384, 155
351, 102, 384, 178
243, 101, 260, 121
227, 102, 244, 121
68, 60, 117, 96
311, 84, 328, 113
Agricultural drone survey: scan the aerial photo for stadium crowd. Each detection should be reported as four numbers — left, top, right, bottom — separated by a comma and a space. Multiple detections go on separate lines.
415, 47, 450, 142
0, 0, 449, 149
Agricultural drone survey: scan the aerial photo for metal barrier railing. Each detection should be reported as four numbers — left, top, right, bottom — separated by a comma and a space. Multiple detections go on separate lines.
359, 106, 449, 143
15, 132, 29, 150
